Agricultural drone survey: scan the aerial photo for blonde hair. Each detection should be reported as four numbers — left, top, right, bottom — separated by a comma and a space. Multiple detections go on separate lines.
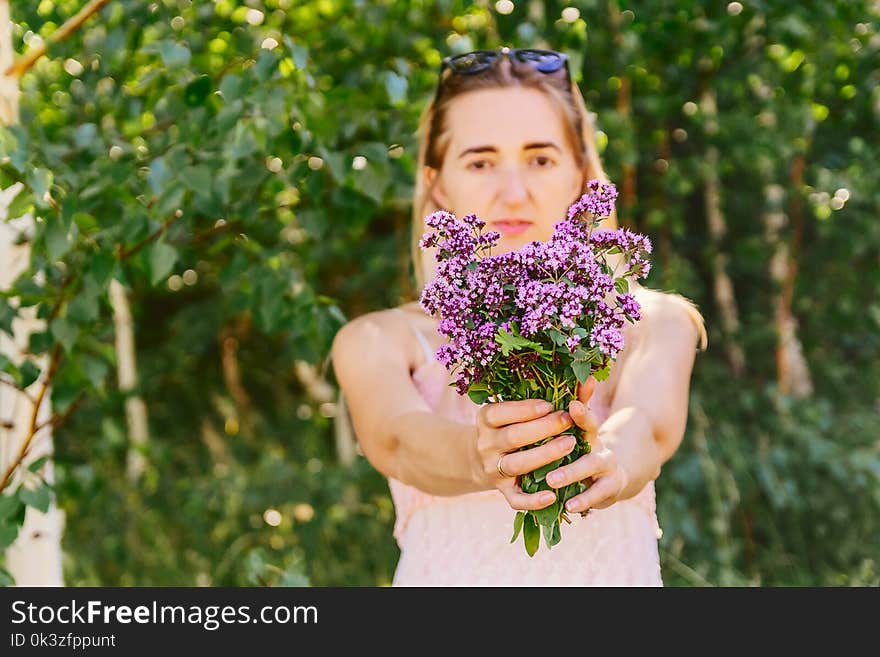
408, 54, 707, 352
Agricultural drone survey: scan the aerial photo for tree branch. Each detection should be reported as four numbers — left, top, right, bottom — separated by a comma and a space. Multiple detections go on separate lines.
4, 0, 112, 79
32, 390, 85, 435
0, 344, 62, 492
116, 209, 183, 260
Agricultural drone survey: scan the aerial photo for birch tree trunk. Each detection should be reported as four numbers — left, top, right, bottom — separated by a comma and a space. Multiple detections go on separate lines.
295, 359, 357, 466
0, 0, 64, 585
108, 279, 150, 482
764, 177, 813, 398
778, 153, 812, 397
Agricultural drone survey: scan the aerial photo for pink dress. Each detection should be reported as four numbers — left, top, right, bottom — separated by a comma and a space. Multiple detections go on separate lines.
388, 309, 664, 586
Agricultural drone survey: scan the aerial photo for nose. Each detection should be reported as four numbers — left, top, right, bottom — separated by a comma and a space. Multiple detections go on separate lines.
498, 165, 529, 208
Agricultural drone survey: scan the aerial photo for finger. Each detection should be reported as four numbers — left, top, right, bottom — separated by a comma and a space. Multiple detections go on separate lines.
479, 398, 553, 429
500, 410, 573, 451
567, 399, 599, 443
576, 375, 597, 406
564, 476, 619, 513
502, 486, 557, 511
501, 435, 576, 478
544, 450, 607, 489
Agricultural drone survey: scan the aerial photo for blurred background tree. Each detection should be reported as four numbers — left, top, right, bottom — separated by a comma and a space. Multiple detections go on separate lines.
0, 0, 877, 586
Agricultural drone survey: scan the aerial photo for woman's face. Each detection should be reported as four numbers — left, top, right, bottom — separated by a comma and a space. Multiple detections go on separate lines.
425, 86, 584, 253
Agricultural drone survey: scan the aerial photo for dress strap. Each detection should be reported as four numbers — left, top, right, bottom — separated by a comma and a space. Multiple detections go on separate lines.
391, 308, 435, 364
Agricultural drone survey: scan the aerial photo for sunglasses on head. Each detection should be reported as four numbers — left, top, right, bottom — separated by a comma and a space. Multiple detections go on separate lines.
439, 47, 569, 76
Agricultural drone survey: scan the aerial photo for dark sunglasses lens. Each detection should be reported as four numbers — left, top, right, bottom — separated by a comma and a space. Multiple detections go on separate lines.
516, 49, 566, 73
448, 51, 496, 74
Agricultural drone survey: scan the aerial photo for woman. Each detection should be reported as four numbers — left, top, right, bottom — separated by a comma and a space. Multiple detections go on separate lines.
331, 48, 707, 585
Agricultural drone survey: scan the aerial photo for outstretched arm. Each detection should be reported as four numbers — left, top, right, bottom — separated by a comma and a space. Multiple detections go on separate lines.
331, 311, 482, 496
332, 309, 578, 509
546, 294, 702, 511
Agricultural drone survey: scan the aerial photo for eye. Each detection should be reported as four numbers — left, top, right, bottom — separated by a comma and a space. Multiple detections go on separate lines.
466, 160, 492, 171
531, 155, 555, 168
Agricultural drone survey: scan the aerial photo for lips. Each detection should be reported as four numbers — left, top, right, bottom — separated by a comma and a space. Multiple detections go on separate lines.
491, 219, 533, 236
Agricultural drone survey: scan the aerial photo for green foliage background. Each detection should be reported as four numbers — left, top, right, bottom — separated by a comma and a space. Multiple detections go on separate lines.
1, 0, 877, 586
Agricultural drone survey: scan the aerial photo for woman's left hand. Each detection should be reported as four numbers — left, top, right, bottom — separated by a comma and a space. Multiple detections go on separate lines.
544, 377, 630, 514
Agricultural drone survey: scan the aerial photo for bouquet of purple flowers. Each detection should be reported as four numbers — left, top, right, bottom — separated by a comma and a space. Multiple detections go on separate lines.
418, 180, 652, 556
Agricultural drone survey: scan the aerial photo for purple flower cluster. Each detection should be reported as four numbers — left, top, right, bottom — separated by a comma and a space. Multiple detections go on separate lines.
419, 180, 651, 397
566, 179, 619, 220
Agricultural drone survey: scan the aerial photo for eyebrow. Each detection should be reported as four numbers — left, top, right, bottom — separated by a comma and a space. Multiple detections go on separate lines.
457, 141, 561, 158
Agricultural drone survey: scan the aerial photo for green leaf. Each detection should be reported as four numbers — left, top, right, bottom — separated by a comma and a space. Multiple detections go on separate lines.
6, 186, 33, 219
82, 355, 110, 391
28, 455, 50, 474
544, 519, 562, 549
67, 291, 99, 323
593, 363, 612, 382
0, 124, 26, 171
52, 378, 82, 415
253, 50, 278, 80
19, 484, 51, 514
87, 251, 117, 289
495, 327, 541, 357
19, 360, 40, 389
0, 297, 15, 336
319, 150, 347, 184
547, 328, 567, 346
523, 513, 540, 557
0, 493, 22, 520
572, 360, 592, 385
467, 382, 490, 405
532, 457, 564, 483
149, 240, 178, 286
181, 165, 213, 199
28, 330, 52, 355
353, 161, 388, 205
219, 73, 245, 102
26, 167, 52, 207
184, 75, 212, 106
229, 123, 258, 159
158, 41, 191, 67
73, 123, 98, 149
155, 185, 186, 217
521, 473, 539, 493
72, 212, 98, 234
0, 566, 13, 587
510, 511, 525, 543
533, 498, 559, 528
0, 359, 17, 387
50, 317, 79, 353
615, 277, 629, 294
0, 521, 19, 550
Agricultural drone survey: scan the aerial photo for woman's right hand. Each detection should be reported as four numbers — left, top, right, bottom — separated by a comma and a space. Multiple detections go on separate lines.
474, 398, 576, 511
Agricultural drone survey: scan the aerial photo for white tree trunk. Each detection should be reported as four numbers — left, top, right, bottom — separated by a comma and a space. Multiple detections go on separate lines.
764, 184, 813, 398
109, 279, 149, 481
0, 0, 64, 585
295, 359, 357, 465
